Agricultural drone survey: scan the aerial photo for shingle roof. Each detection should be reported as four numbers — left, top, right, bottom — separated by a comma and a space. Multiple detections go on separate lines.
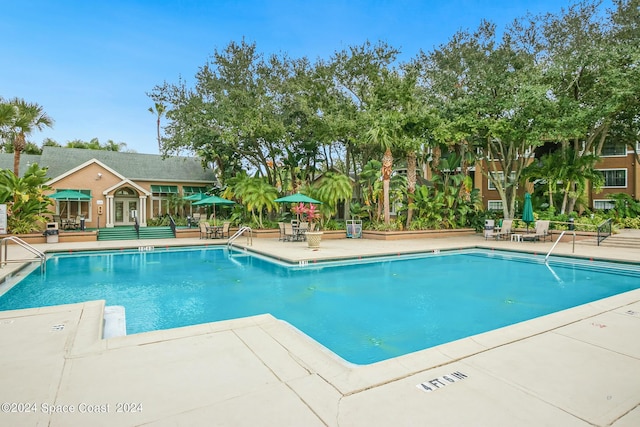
0, 147, 216, 182
0, 154, 44, 176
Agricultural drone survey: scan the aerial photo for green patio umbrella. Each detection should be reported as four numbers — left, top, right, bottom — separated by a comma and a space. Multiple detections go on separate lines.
184, 193, 209, 201
47, 189, 92, 200
48, 190, 92, 223
274, 192, 322, 204
192, 195, 235, 221
522, 193, 534, 233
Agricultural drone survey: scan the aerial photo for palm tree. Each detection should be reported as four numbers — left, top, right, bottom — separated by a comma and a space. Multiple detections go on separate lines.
5, 98, 53, 175
225, 173, 279, 228
367, 112, 397, 225
148, 102, 166, 153
242, 178, 278, 228
314, 171, 353, 219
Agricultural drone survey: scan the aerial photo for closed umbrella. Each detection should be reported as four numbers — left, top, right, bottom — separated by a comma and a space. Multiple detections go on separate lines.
192, 195, 235, 221
522, 193, 535, 233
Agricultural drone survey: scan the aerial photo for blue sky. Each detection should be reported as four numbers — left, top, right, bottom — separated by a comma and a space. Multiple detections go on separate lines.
2, 0, 581, 154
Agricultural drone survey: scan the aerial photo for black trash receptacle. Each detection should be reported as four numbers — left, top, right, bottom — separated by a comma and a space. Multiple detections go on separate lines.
568, 218, 575, 231
80, 216, 86, 231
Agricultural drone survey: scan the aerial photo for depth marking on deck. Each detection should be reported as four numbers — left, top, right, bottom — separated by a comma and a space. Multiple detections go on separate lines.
417, 371, 468, 393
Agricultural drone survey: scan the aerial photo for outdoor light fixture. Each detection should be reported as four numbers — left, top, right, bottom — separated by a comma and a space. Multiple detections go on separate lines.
97, 173, 103, 180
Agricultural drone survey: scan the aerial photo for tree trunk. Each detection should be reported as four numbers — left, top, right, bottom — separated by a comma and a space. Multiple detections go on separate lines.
560, 182, 570, 214
381, 147, 393, 224
13, 133, 26, 176
405, 150, 416, 228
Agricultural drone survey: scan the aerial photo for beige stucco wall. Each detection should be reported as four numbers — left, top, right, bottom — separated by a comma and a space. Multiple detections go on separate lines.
47, 163, 212, 229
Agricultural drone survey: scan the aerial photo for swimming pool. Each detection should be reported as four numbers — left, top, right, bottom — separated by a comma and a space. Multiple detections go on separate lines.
1, 247, 639, 364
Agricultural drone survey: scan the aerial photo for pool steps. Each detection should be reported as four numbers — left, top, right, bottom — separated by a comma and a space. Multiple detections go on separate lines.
103, 305, 126, 338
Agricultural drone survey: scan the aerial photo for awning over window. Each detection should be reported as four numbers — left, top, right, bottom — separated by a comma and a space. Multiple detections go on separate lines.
182, 186, 207, 194
150, 185, 178, 194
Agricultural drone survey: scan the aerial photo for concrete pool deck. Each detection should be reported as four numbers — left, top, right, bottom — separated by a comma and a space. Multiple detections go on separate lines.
0, 232, 638, 426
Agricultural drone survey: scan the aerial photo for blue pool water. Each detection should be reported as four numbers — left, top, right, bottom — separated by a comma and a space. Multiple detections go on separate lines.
1, 248, 639, 365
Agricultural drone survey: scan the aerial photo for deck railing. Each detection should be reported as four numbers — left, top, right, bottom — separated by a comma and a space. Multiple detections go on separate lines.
596, 218, 612, 246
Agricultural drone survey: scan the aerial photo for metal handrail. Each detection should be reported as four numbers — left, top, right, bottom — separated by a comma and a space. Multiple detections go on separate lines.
1, 236, 46, 273
227, 226, 253, 248
545, 230, 576, 262
596, 218, 612, 246
168, 215, 177, 237
134, 216, 140, 239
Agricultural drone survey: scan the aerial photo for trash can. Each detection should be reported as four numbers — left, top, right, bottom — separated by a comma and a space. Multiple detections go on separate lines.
484, 219, 495, 238
45, 222, 59, 243
568, 218, 575, 231
346, 220, 362, 238
79, 215, 86, 231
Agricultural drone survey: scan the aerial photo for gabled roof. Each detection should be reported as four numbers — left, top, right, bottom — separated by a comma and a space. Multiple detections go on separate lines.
103, 179, 151, 196
0, 147, 216, 183
0, 154, 44, 176
46, 158, 126, 185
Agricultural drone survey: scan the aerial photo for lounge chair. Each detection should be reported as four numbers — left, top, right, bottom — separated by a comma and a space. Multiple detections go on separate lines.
523, 220, 550, 242
494, 219, 513, 240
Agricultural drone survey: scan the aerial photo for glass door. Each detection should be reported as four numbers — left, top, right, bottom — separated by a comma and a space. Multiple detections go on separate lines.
114, 199, 138, 225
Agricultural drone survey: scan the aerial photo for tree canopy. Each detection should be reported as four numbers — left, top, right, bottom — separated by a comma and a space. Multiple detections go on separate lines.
142, 0, 637, 223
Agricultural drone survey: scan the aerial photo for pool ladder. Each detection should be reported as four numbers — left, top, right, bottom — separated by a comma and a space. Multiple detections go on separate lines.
1, 236, 46, 273
544, 230, 575, 262
227, 226, 253, 248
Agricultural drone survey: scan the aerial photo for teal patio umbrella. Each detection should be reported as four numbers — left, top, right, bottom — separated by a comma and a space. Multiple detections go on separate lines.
48, 190, 92, 219
522, 193, 535, 233
47, 189, 92, 201
274, 192, 322, 205
193, 195, 235, 221
184, 193, 208, 201
274, 192, 323, 223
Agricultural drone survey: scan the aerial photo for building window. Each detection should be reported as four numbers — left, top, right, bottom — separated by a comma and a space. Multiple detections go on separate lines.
601, 140, 627, 156
487, 200, 503, 211
488, 172, 516, 190
593, 200, 615, 210
182, 186, 207, 195
55, 189, 92, 221
151, 185, 178, 217
599, 169, 627, 188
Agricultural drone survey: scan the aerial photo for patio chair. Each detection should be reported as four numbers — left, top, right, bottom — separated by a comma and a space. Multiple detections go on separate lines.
494, 219, 513, 240
297, 221, 309, 241
283, 222, 296, 242
66, 216, 81, 230
220, 222, 231, 238
277, 222, 286, 241
199, 222, 214, 239
523, 220, 550, 242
